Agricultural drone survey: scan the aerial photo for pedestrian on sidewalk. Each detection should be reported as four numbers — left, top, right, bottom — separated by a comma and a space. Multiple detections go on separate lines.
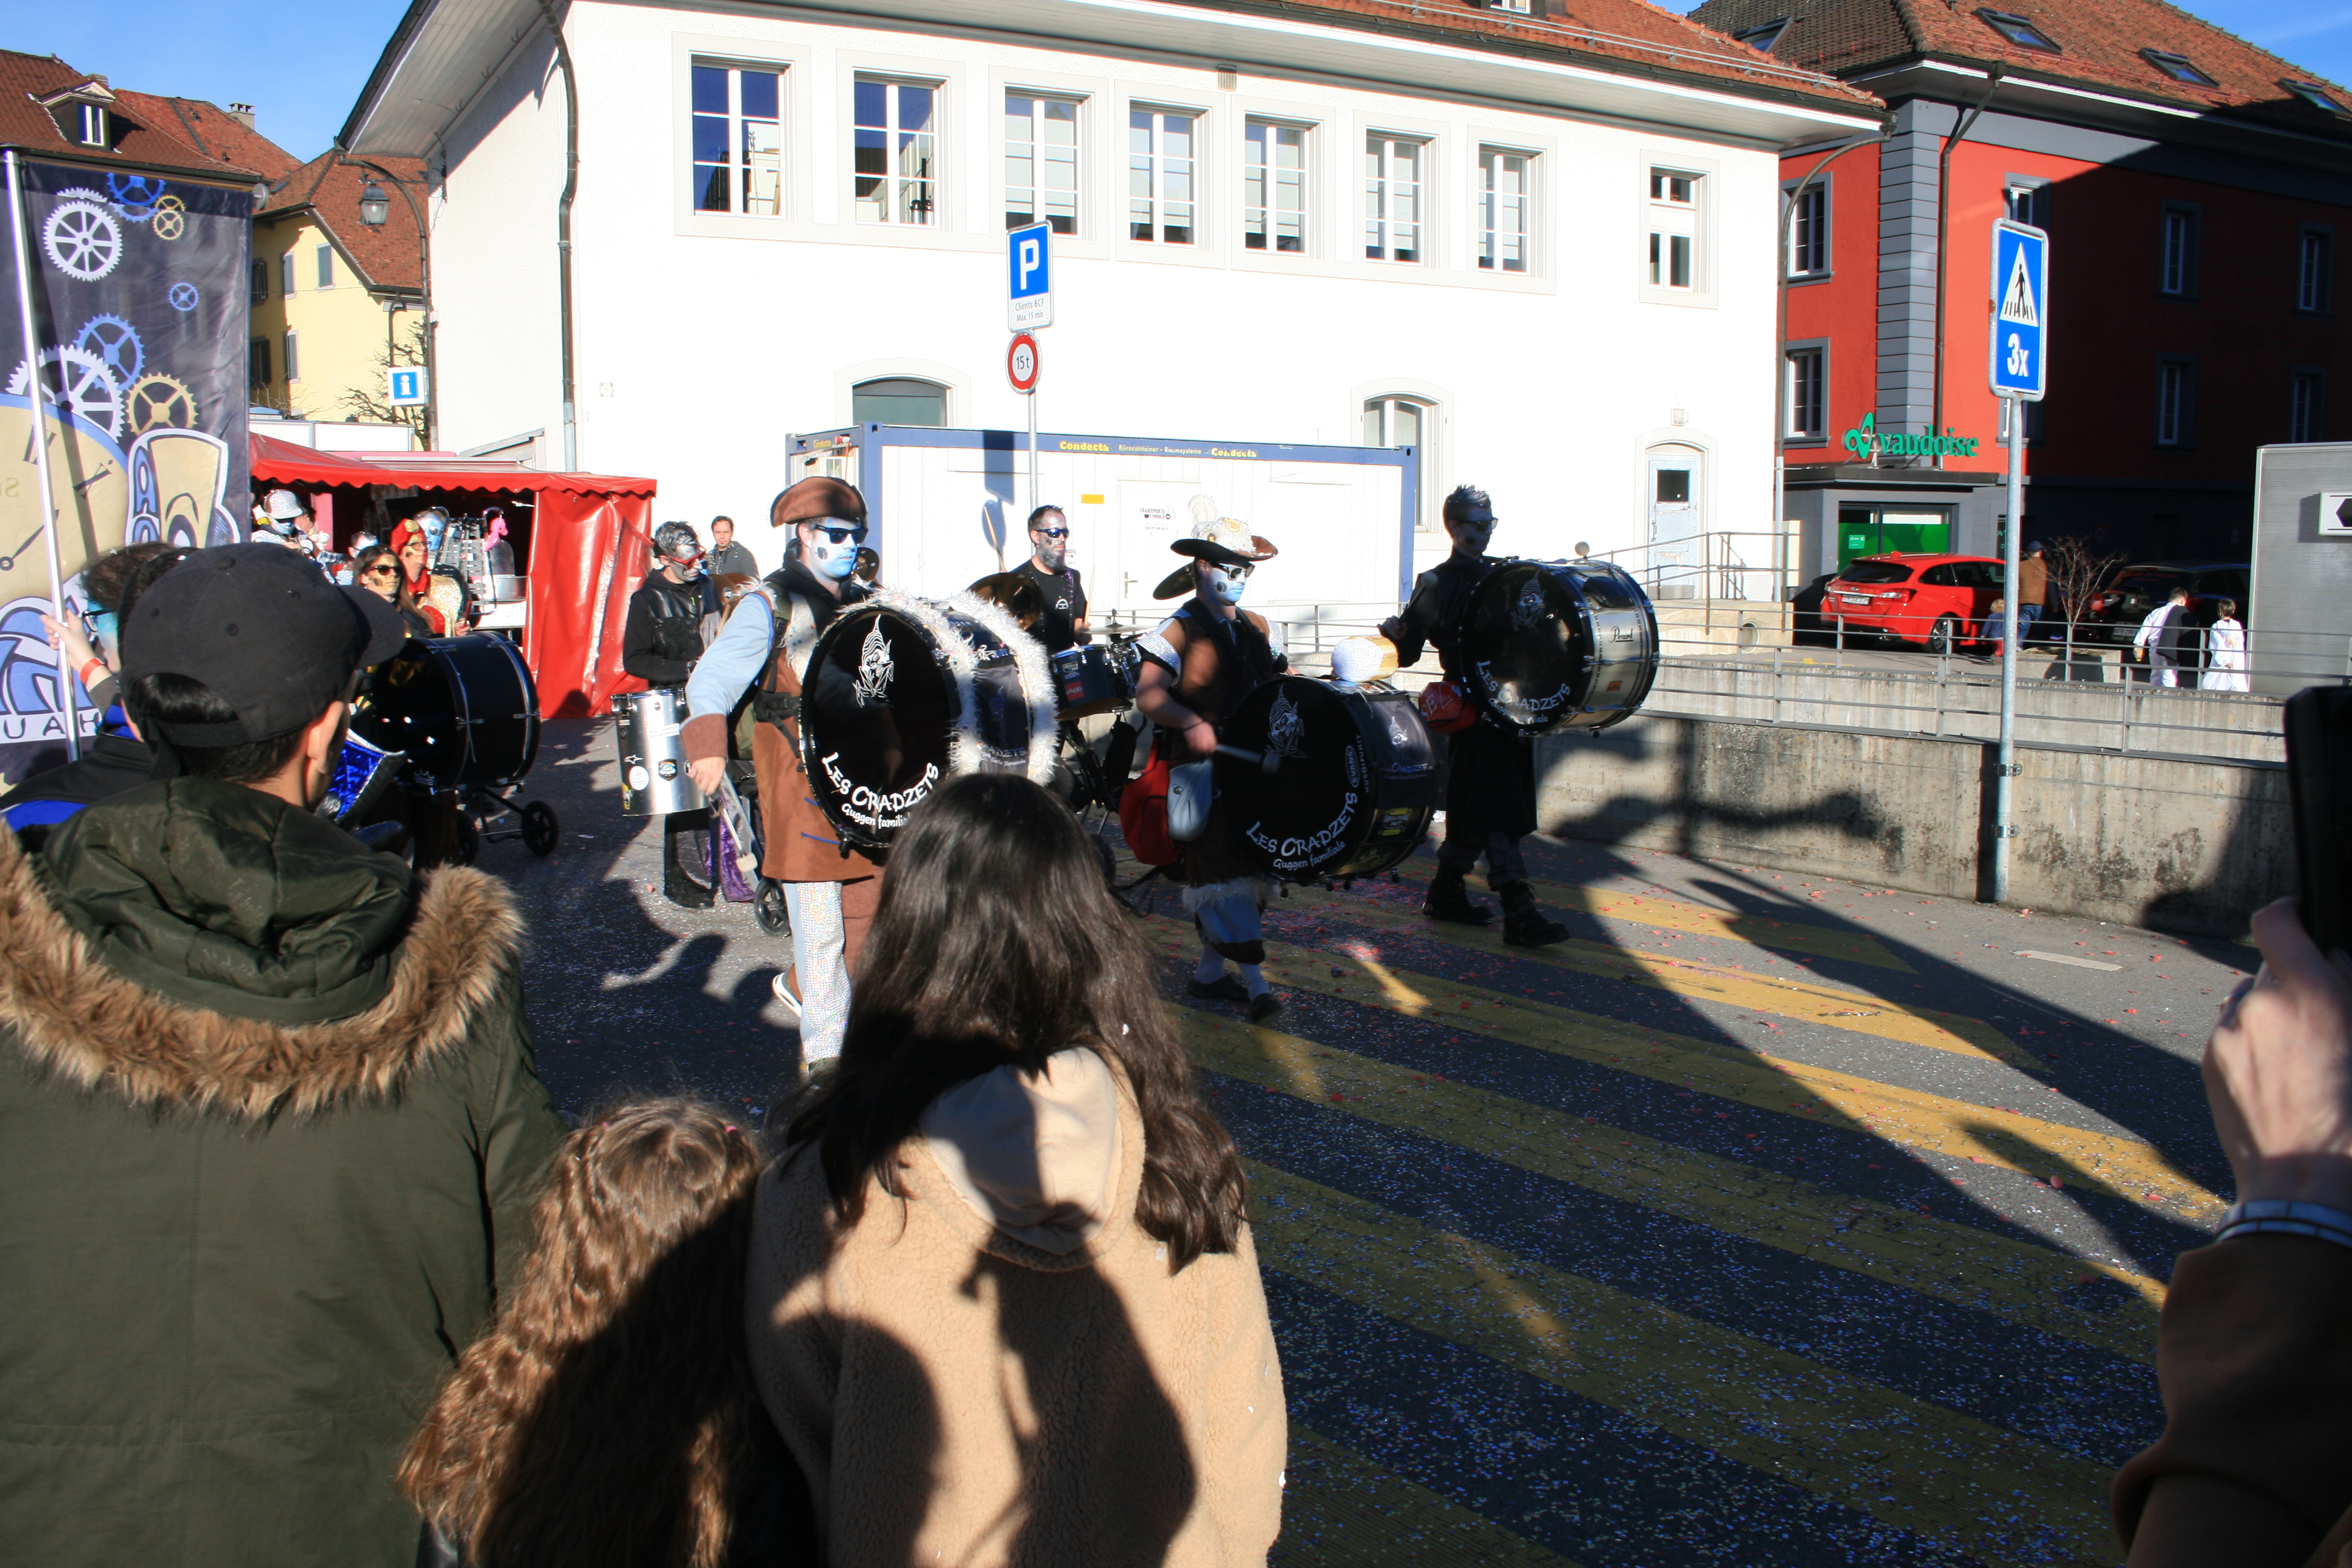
708, 514, 759, 580
402, 1100, 814, 1568
2202, 600, 2249, 692
2134, 585, 2195, 688
748, 774, 1285, 1568
2015, 541, 2047, 645
0, 545, 567, 1568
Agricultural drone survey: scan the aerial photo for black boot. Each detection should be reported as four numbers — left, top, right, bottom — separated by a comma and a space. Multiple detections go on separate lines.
1497, 880, 1568, 947
1422, 866, 1495, 925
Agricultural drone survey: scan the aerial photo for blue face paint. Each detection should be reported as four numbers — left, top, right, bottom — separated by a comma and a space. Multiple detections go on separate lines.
1208, 564, 1250, 605
806, 523, 865, 580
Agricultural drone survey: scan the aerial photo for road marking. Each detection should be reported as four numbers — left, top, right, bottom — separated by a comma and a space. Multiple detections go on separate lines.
1184, 1010, 2165, 1355
2019, 950, 2125, 972
1273, 894, 2031, 1071
1250, 1163, 2122, 1565
1146, 917, 2220, 1221
1281, 1426, 1586, 1567
1528, 880, 1918, 972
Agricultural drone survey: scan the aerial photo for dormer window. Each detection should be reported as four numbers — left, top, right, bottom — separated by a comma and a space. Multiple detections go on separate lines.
2142, 50, 2215, 87
1736, 18, 1791, 53
73, 103, 108, 147
38, 80, 120, 149
2284, 80, 2348, 114
1975, 9, 2059, 53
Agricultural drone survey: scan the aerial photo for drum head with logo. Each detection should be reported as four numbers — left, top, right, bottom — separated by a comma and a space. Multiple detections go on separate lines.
1217, 677, 1436, 882
1460, 560, 1658, 736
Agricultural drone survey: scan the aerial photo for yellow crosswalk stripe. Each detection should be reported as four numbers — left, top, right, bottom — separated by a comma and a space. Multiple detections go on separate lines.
1145, 916, 2220, 1221
1248, 1163, 2120, 1565
1279, 1427, 1586, 1567
1185, 1010, 2164, 1355
1275, 890, 2031, 1070
1524, 880, 1917, 973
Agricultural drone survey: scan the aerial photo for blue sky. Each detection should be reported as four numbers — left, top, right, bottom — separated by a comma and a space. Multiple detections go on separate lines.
10, 0, 2350, 165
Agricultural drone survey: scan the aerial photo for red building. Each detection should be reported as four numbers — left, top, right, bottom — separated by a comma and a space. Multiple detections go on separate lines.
1690, 0, 2351, 577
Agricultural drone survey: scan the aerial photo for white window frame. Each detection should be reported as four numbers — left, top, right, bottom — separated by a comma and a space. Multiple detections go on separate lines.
280, 250, 296, 297
1639, 155, 1716, 307
1785, 177, 1829, 279
1363, 393, 1439, 532
2156, 356, 2195, 448
1477, 146, 1532, 274
2299, 226, 2335, 315
854, 76, 943, 228
315, 244, 335, 290
1783, 342, 1828, 443
283, 329, 299, 384
75, 103, 106, 147
1126, 105, 1200, 246
2292, 368, 2327, 443
691, 59, 785, 218
2158, 204, 2199, 297
1005, 90, 1082, 235
1363, 132, 1427, 264
1243, 118, 1310, 256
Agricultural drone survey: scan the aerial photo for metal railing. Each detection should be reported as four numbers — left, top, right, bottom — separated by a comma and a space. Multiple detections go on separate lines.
1585, 530, 1799, 607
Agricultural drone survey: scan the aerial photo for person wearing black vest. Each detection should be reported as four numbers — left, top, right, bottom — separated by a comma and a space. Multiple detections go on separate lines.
624, 523, 724, 906
1011, 505, 1089, 655
1381, 485, 1569, 947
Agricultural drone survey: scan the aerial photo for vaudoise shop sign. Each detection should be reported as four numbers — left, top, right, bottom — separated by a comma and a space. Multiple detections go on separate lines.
1841, 413, 1982, 462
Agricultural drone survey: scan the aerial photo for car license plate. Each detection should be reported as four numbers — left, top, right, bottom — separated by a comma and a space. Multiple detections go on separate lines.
1840, 595, 1870, 606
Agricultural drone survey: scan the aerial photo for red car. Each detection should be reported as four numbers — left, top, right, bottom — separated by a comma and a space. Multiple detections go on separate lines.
1820, 554, 2007, 654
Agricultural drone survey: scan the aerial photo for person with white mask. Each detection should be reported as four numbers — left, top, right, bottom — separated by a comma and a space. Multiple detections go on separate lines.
682, 477, 881, 1071
1132, 509, 1290, 1025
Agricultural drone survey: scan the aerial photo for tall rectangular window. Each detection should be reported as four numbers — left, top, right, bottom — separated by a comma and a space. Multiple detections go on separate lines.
280, 251, 296, 296
1647, 168, 1697, 291
1786, 182, 1827, 276
1364, 396, 1431, 529
1785, 347, 1825, 439
250, 260, 267, 304
2159, 205, 2199, 296
316, 245, 335, 289
2299, 226, 2334, 313
1005, 93, 1079, 234
1477, 148, 1529, 273
283, 330, 299, 384
1244, 120, 1307, 253
693, 63, 783, 216
854, 79, 936, 227
2156, 358, 2195, 447
2293, 369, 2328, 442
1364, 134, 1423, 263
249, 337, 271, 388
2005, 183, 2048, 228
1128, 108, 1197, 244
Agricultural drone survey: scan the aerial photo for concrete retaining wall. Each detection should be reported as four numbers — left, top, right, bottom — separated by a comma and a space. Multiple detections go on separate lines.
1535, 715, 2289, 936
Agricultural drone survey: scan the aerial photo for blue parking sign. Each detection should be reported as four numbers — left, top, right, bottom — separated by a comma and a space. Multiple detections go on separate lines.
1007, 221, 1052, 330
1989, 220, 2048, 401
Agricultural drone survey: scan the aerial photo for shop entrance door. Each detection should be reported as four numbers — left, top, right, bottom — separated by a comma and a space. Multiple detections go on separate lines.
1837, 505, 1955, 570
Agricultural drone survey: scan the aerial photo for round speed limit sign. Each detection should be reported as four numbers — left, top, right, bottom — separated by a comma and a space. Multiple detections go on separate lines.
1007, 332, 1041, 394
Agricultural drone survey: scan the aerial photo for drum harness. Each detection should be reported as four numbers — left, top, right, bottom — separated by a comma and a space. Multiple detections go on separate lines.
746, 577, 832, 740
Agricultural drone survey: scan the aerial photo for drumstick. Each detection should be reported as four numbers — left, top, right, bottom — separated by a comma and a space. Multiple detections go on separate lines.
1215, 743, 1281, 775
710, 772, 762, 878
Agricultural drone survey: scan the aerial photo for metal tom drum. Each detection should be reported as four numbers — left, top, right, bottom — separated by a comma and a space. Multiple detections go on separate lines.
611, 688, 706, 816
797, 591, 1057, 851
351, 633, 541, 791
1051, 644, 1133, 719
1459, 560, 1659, 736
323, 731, 404, 826
1215, 676, 1438, 883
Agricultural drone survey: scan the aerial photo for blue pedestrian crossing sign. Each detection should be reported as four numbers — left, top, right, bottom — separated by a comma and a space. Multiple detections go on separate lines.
1007, 220, 1052, 330
1988, 220, 2048, 402
387, 366, 430, 407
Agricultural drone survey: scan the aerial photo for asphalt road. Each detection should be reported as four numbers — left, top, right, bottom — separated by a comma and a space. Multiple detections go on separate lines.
486, 715, 2238, 1567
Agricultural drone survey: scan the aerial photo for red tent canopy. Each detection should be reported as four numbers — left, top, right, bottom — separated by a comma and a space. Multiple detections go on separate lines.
250, 433, 656, 717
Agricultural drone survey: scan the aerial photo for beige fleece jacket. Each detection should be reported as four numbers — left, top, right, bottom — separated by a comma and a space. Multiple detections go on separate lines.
745, 1048, 1285, 1568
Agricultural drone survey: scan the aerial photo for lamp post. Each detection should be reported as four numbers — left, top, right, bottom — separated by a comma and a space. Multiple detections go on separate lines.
344, 157, 434, 449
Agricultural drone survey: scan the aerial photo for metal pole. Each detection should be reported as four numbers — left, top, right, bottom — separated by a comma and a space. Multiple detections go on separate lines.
1027, 387, 1039, 517
536, 0, 580, 469
5, 150, 79, 762
1992, 394, 2024, 902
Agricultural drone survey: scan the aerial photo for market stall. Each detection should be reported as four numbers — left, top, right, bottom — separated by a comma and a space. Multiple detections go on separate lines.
249, 433, 656, 717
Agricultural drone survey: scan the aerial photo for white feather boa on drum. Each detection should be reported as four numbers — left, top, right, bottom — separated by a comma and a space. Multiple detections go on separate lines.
864, 586, 1062, 788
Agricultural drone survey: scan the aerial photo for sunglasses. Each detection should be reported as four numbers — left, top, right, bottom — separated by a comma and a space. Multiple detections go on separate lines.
811, 524, 868, 546
364, 564, 399, 578
1215, 562, 1255, 580
1033, 526, 1070, 540
80, 610, 117, 644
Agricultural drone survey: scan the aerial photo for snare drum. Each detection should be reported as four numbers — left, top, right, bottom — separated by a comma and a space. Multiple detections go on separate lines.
1215, 676, 1438, 883
323, 731, 404, 825
1458, 560, 1659, 737
796, 590, 1059, 850
611, 688, 705, 816
350, 633, 541, 792
1050, 644, 1134, 719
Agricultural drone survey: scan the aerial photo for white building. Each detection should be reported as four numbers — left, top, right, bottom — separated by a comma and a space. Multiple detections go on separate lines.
341, 0, 1874, 613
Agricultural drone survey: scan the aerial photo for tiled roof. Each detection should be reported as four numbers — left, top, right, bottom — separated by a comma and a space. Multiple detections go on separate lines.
1688, 0, 2352, 134
1174, 0, 1882, 110
0, 50, 290, 181
258, 149, 426, 293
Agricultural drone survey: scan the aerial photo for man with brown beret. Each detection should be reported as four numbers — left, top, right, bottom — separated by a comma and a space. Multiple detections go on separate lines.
685, 476, 880, 1066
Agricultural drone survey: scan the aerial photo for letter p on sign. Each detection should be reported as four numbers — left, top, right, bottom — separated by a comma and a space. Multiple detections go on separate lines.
1008, 220, 1053, 329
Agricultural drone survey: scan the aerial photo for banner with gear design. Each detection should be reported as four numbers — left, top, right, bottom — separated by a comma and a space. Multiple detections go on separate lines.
1, 155, 251, 783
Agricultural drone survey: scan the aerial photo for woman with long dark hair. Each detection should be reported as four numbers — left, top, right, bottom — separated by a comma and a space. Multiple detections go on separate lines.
748, 773, 1285, 1566
353, 543, 435, 637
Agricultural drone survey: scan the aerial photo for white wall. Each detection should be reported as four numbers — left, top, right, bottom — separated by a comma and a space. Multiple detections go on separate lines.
430, 0, 1800, 599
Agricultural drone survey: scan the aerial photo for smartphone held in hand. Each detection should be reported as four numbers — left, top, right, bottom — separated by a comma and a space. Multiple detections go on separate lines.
2285, 687, 2352, 956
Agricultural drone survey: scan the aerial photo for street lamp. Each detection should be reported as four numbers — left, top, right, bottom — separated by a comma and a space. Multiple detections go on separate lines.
358, 180, 390, 227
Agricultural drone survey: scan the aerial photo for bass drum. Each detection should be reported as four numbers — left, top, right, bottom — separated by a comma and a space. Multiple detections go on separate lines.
1216, 676, 1438, 883
1459, 560, 1659, 736
351, 633, 540, 792
797, 591, 1057, 851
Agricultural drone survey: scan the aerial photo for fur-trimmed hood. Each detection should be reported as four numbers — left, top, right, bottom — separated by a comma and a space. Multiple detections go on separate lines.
0, 779, 524, 1121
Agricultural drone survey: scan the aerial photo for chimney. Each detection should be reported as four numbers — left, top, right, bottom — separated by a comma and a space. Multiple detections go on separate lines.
225, 103, 255, 130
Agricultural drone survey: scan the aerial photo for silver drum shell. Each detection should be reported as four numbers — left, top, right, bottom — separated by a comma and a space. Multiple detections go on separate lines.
612, 688, 707, 816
